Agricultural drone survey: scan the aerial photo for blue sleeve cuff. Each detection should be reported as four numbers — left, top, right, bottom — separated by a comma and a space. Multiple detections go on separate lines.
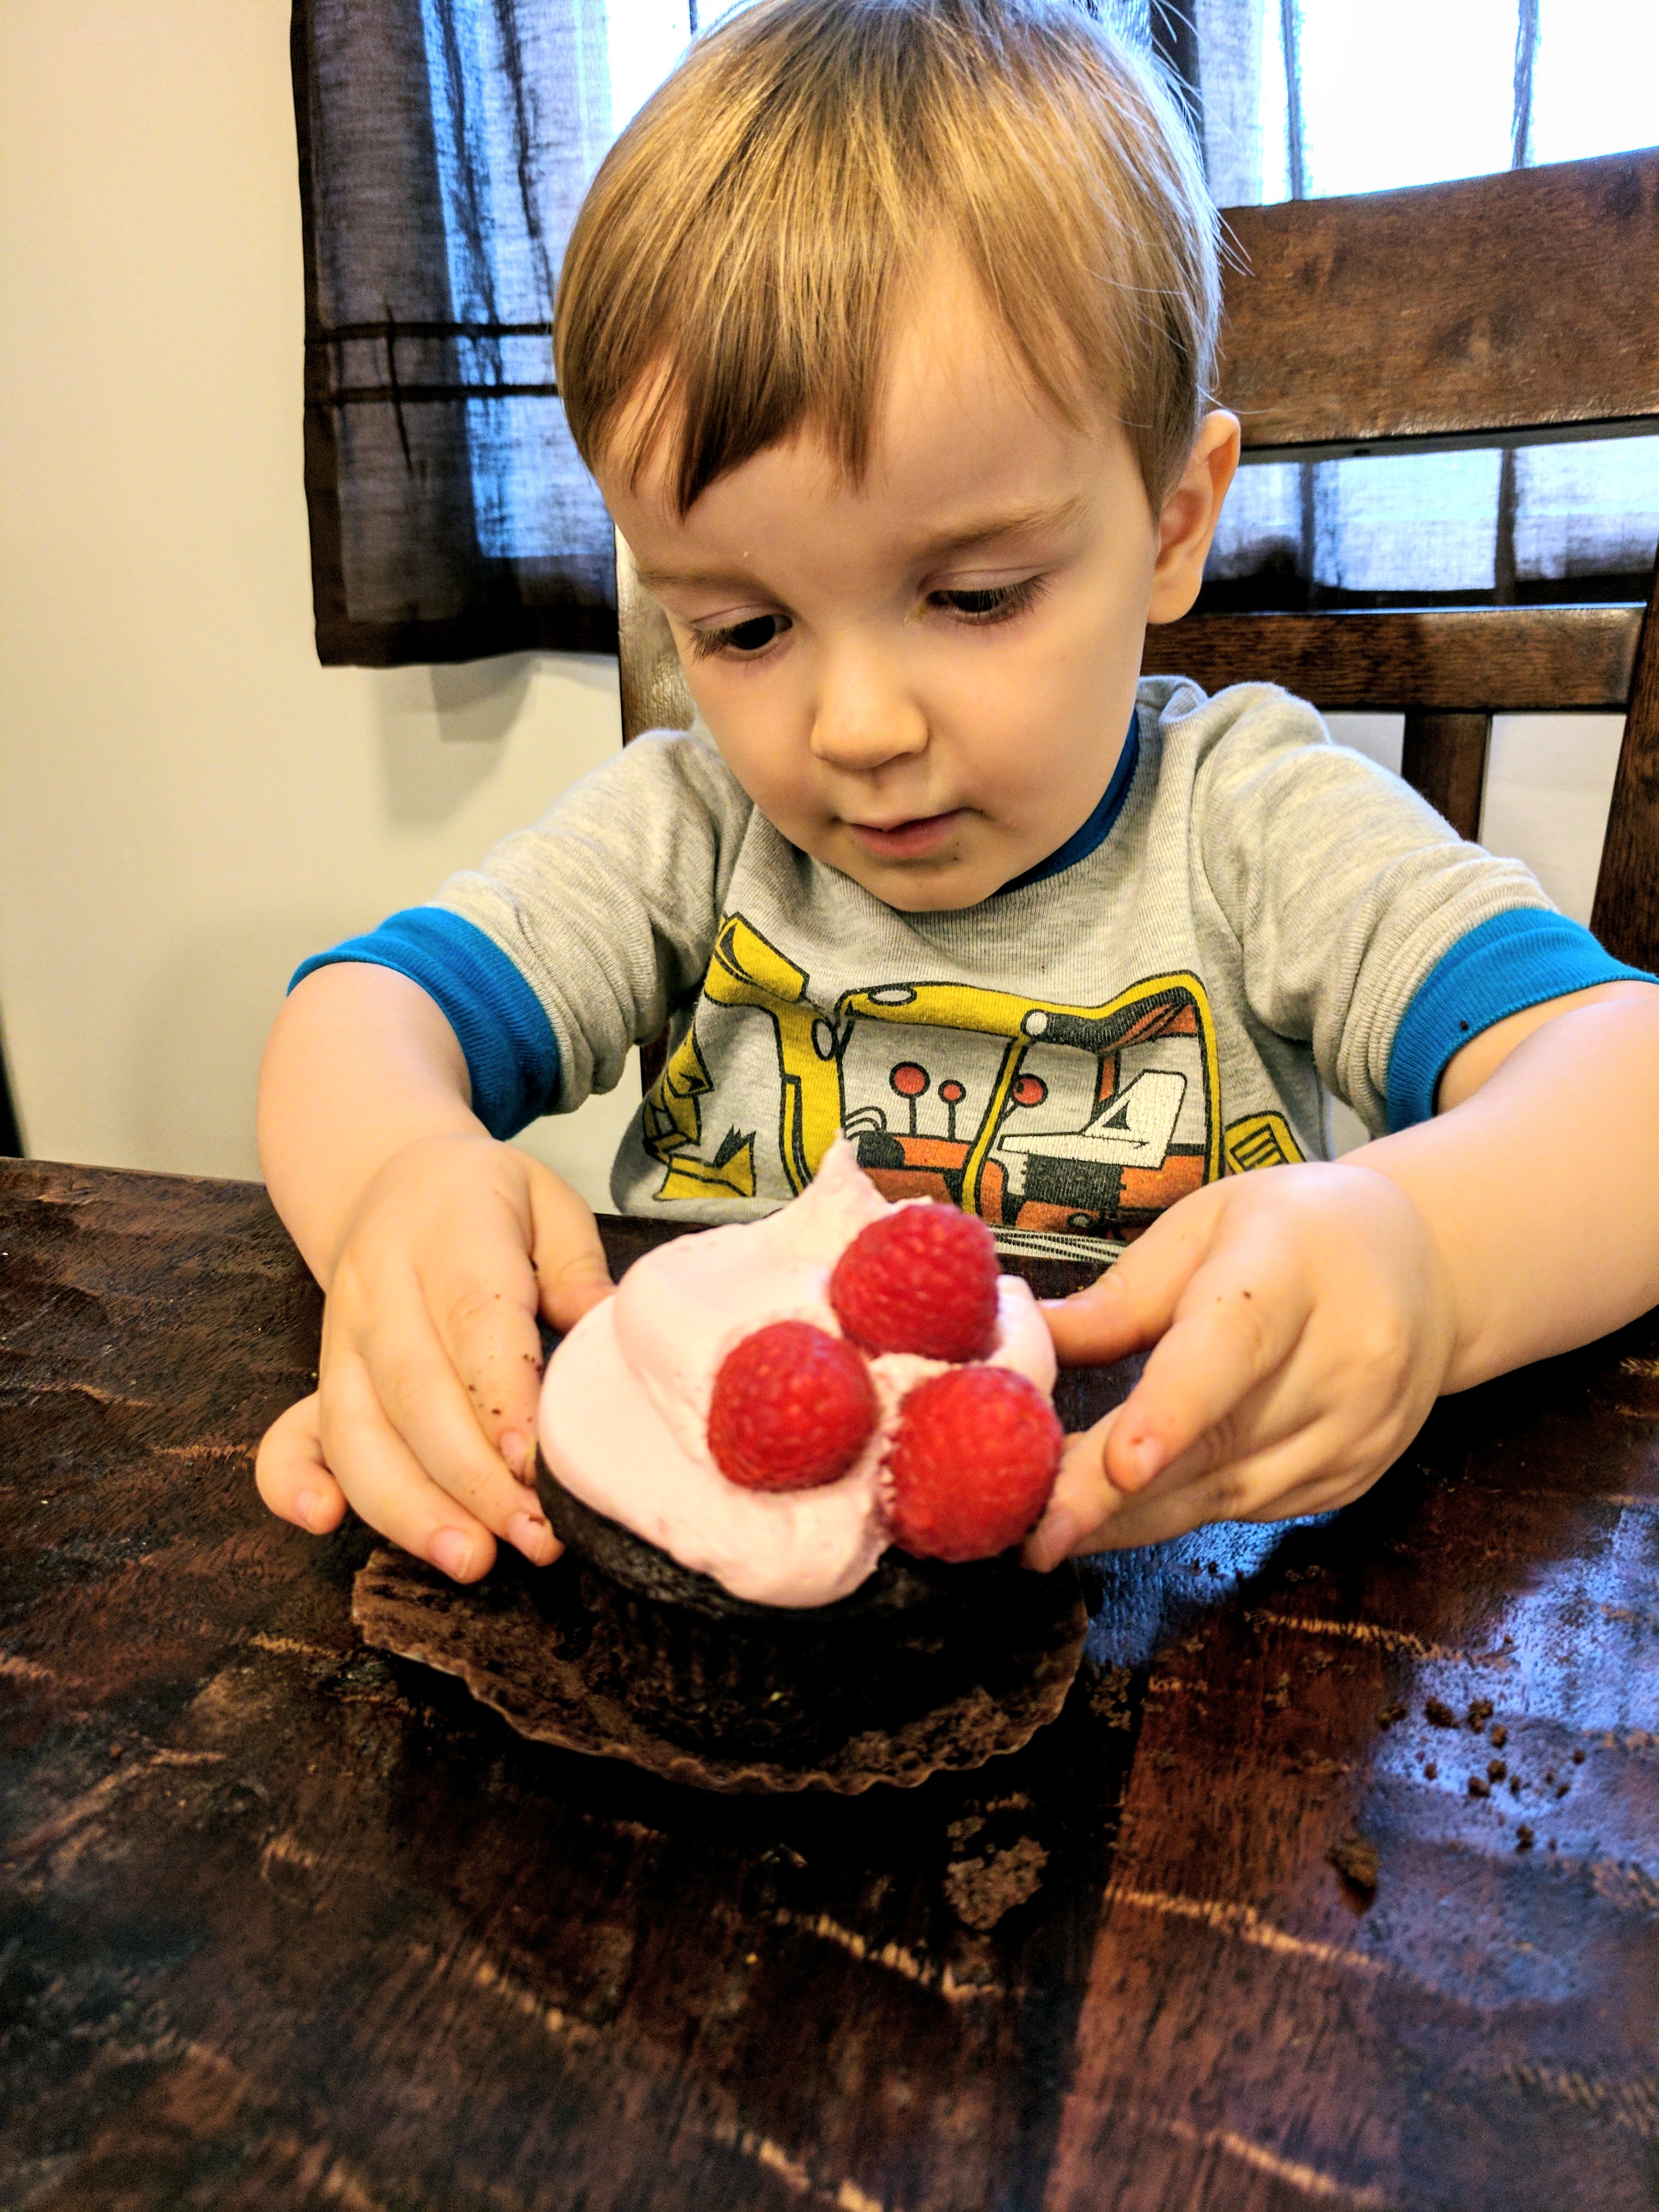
290, 907, 561, 1139
1386, 908, 1656, 1131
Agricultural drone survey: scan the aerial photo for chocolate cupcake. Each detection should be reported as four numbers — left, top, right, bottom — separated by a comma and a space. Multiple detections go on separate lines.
534, 1141, 1086, 1776
539, 1463, 1081, 1764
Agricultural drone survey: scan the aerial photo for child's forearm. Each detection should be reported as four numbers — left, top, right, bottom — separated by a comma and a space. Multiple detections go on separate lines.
257, 964, 481, 1286
1354, 988, 1659, 1391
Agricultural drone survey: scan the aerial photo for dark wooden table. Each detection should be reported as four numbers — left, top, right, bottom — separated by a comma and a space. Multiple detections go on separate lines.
1, 1159, 1655, 2211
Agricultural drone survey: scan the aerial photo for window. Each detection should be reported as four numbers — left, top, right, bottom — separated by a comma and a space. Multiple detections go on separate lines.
293, 0, 1658, 663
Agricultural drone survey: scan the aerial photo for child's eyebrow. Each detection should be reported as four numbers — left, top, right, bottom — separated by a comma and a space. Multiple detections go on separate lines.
903, 492, 1085, 562
633, 560, 757, 598
635, 495, 1085, 599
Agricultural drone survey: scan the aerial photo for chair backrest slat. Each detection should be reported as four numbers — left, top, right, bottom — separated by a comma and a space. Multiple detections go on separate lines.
1218, 150, 1659, 460
1142, 604, 1643, 711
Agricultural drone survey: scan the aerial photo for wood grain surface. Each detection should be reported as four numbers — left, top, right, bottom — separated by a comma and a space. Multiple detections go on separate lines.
1399, 713, 1491, 844
1216, 150, 1659, 458
1142, 604, 1643, 713
2, 1160, 1656, 2211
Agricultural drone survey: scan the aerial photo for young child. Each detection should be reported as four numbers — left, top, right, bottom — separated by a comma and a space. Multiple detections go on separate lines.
256, 0, 1659, 1585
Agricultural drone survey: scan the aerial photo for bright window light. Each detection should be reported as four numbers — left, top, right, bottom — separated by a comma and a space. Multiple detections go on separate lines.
607, 0, 692, 137
1532, 0, 1659, 164
1295, 0, 1517, 196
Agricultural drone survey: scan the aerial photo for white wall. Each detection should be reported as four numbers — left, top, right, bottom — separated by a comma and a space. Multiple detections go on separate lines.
1326, 713, 1622, 928
0, 3, 1626, 1201
0, 0, 638, 1209
1322, 711, 1622, 1154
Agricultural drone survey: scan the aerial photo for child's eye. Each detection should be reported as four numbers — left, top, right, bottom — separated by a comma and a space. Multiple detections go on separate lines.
686, 612, 792, 661
929, 576, 1045, 626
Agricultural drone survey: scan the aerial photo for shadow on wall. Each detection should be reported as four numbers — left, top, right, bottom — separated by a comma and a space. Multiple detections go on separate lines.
373, 656, 532, 824
124, 651, 628, 1184
372, 652, 626, 827
376, 655, 628, 832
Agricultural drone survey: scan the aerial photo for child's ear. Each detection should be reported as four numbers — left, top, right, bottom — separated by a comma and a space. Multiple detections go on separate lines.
1146, 410, 1241, 626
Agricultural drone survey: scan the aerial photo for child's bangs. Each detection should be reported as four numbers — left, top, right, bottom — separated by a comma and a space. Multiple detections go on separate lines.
555, 0, 1218, 518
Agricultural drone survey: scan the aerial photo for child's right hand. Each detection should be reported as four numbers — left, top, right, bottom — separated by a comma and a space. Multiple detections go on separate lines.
255, 1129, 614, 1581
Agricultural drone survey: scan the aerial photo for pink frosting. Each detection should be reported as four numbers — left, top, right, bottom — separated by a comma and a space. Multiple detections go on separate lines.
538, 1139, 1058, 1608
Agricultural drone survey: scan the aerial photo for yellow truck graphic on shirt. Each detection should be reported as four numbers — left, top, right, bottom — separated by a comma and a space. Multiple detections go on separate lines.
643, 913, 1301, 1243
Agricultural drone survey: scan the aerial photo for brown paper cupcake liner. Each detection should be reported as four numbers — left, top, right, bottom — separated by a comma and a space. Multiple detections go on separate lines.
538, 1462, 1076, 1760
351, 1545, 1087, 1796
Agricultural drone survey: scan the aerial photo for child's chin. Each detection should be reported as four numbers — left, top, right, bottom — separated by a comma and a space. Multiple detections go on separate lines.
838, 848, 1004, 913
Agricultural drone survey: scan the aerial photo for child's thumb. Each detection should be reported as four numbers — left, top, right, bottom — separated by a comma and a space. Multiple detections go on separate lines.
1040, 1196, 1214, 1367
1023, 1417, 1126, 1569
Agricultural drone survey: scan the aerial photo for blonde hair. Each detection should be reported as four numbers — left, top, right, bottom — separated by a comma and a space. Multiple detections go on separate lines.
555, 0, 1219, 517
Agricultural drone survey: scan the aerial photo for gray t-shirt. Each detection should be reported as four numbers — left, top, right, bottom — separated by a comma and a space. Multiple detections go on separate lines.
428, 678, 1551, 1264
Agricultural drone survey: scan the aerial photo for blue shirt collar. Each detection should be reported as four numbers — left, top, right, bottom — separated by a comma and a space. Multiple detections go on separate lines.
995, 707, 1141, 896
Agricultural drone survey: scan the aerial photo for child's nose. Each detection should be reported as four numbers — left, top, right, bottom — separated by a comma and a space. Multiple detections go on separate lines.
808, 651, 929, 772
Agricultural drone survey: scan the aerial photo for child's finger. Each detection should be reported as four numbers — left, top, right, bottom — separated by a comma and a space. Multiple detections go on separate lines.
353, 1306, 559, 1564
318, 1351, 518, 1581
1099, 1227, 1311, 1495
1066, 1415, 1354, 1552
1238, 1462, 1379, 1523
416, 1180, 579, 1485
1023, 1415, 1128, 1569
525, 1162, 615, 1333
420, 1269, 548, 1488
255, 1392, 349, 1534
1027, 1386, 1333, 1566
1040, 1196, 1217, 1367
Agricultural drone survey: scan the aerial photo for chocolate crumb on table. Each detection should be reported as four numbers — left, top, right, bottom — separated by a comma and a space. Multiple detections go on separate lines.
1489, 1760, 1507, 1781
1516, 1825, 1536, 1850
1425, 1698, 1457, 1727
1424, 1761, 1438, 1779
1469, 1775, 1491, 1798
943, 1838, 1049, 1933
1490, 1723, 1508, 1748
1326, 1832, 1380, 1898
1467, 1699, 1495, 1729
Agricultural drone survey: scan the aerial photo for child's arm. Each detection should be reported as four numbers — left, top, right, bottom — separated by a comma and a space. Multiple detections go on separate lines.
1026, 979, 1659, 1561
254, 962, 614, 1580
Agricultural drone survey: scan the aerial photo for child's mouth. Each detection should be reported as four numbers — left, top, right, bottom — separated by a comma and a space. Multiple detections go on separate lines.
845, 811, 963, 861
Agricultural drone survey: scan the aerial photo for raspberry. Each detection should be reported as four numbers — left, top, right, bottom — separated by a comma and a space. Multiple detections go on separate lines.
885, 1366, 1063, 1562
707, 1320, 878, 1492
829, 1203, 1000, 1363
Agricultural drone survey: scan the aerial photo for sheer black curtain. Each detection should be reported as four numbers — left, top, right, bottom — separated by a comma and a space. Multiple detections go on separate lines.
292, 0, 1659, 667
292, 0, 623, 663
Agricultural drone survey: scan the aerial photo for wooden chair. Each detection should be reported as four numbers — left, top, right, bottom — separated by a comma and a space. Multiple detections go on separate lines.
1160, 147, 1659, 974
615, 146, 1659, 979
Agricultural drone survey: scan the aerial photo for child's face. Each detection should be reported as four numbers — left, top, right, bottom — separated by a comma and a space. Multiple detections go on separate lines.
601, 257, 1238, 912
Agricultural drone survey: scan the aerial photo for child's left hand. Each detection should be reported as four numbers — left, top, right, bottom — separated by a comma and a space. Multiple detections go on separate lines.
1023, 1161, 1457, 1561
